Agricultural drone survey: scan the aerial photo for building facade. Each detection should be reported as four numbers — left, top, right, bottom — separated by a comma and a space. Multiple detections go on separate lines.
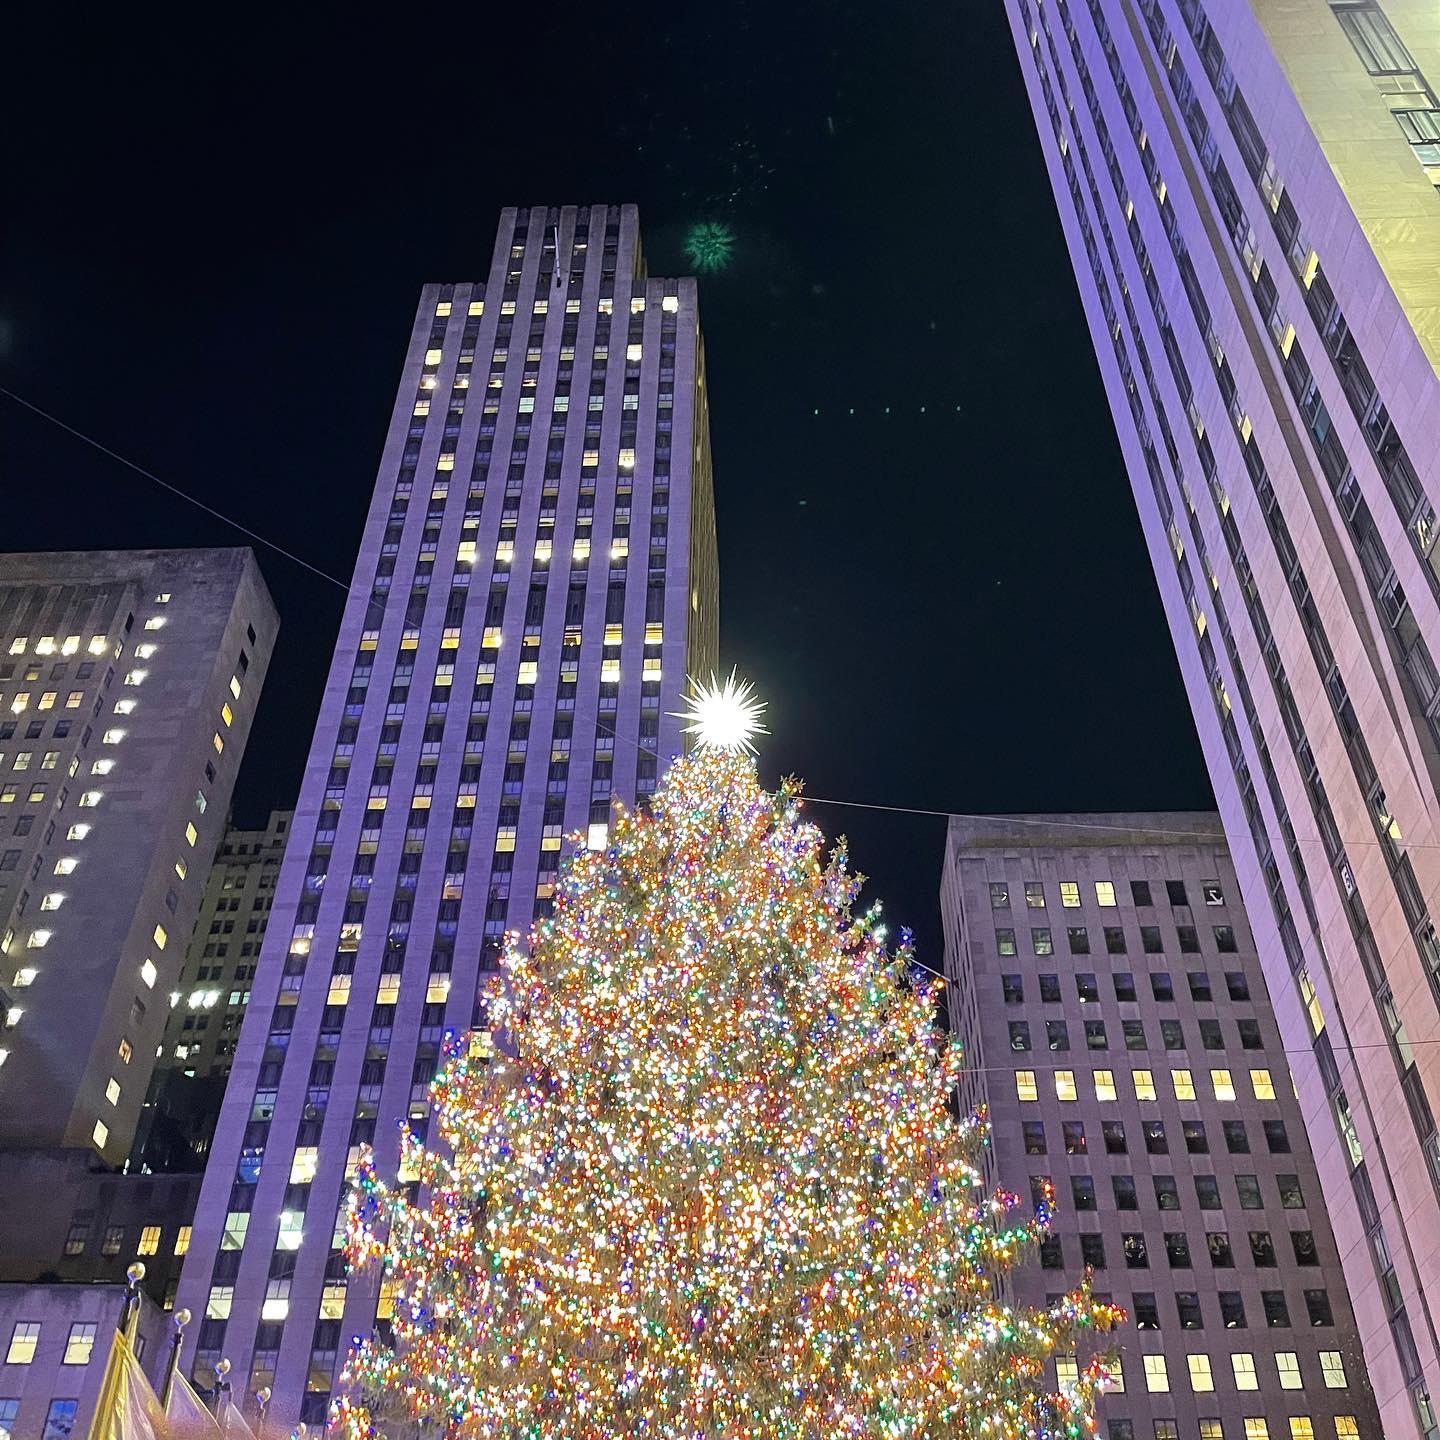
942, 814, 1380, 1440
176, 204, 719, 1424
1004, 0, 1440, 1432
0, 1282, 168, 1440
132, 810, 293, 1175
0, 549, 276, 1165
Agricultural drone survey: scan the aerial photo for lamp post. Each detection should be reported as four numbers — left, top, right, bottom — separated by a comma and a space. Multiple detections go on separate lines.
161, 1307, 191, 1408
256, 1385, 272, 1431
209, 1356, 232, 1416
117, 1262, 146, 1336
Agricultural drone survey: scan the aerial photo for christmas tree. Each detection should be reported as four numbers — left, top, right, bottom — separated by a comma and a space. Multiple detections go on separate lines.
333, 677, 1120, 1440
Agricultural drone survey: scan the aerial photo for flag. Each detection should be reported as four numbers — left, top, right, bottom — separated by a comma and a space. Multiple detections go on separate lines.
84, 1323, 165, 1440
218, 1403, 255, 1439
165, 1371, 221, 1437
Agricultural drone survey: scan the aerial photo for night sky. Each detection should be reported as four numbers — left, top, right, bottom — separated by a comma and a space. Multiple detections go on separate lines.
0, 2, 1211, 968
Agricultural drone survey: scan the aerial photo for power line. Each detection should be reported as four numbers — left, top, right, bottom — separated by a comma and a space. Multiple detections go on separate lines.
11, 381, 1440, 859
0, 386, 351, 592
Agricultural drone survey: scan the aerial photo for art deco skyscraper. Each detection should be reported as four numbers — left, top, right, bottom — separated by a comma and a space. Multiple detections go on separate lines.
0, 548, 276, 1167
942, 815, 1379, 1440
176, 205, 719, 1425
1005, 0, 1440, 1433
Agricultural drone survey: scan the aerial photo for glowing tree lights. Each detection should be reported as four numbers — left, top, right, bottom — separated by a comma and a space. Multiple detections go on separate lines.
334, 681, 1120, 1440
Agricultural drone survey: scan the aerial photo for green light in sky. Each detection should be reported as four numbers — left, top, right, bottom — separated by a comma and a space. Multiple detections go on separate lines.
684, 222, 735, 274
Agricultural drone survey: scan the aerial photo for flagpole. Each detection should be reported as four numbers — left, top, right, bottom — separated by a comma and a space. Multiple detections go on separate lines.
117, 1262, 145, 1338
162, 1307, 191, 1408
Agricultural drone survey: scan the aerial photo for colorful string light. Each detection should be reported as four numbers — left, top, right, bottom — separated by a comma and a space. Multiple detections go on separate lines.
332, 743, 1121, 1440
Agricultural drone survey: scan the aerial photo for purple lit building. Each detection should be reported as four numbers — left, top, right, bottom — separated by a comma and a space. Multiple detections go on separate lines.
175, 205, 719, 1425
942, 815, 1379, 1440
1005, 0, 1440, 1433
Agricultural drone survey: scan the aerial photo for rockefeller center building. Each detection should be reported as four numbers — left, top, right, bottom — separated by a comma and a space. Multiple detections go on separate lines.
175, 205, 719, 1424
942, 814, 1381, 1440
1006, 0, 1440, 1431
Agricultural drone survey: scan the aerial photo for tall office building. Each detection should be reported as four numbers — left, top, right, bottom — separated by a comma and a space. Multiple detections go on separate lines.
176, 205, 719, 1424
1007, 0, 1440, 1431
132, 809, 293, 1174
0, 548, 276, 1166
942, 815, 1380, 1440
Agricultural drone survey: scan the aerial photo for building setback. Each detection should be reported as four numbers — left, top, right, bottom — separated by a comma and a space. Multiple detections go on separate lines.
0, 549, 276, 1166
0, 1281, 169, 1440
942, 814, 1380, 1440
1004, 0, 1440, 1432
175, 204, 719, 1425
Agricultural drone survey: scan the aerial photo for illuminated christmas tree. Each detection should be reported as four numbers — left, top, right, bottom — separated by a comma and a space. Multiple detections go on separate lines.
333, 677, 1120, 1440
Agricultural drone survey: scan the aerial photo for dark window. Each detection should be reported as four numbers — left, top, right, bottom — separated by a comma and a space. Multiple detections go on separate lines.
1145, 1120, 1168, 1154
1249, 1231, 1277, 1266
1224, 1120, 1250, 1154
1032, 927, 1053, 956
1278, 1174, 1305, 1209
1063, 1121, 1088, 1155
1046, 1020, 1070, 1051
1123, 1019, 1147, 1050
1291, 1230, 1319, 1266
995, 928, 1016, 956
1080, 1233, 1106, 1268
1176, 1292, 1202, 1328
1002, 975, 1023, 1004
1236, 1176, 1263, 1209
1113, 972, 1137, 1002
1187, 970, 1211, 999
1141, 925, 1164, 953
1207, 1232, 1234, 1268
1009, 1021, 1031, 1051
1039, 1234, 1063, 1269
1213, 925, 1238, 952
1262, 1291, 1291, 1327
1103, 1120, 1128, 1154
1085, 1020, 1108, 1050
1133, 1293, 1160, 1328
1195, 1176, 1222, 1209
1177, 926, 1201, 953
1166, 880, 1189, 906
1076, 973, 1099, 1002
1039, 974, 1061, 1002
1071, 1176, 1097, 1210
1305, 1289, 1334, 1326
1113, 1176, 1139, 1210
1067, 926, 1091, 954
1161, 1019, 1185, 1049
1154, 1176, 1180, 1210
1164, 1232, 1192, 1268
1237, 1018, 1263, 1049
1108, 1423, 1135, 1440
1123, 1233, 1148, 1269
1219, 1291, 1247, 1328
1199, 1019, 1224, 1049
1183, 1119, 1209, 1154
1104, 926, 1127, 954
1131, 880, 1153, 907
1023, 1121, 1047, 1154
1264, 1120, 1291, 1154
1225, 971, 1250, 1000
1151, 972, 1174, 1001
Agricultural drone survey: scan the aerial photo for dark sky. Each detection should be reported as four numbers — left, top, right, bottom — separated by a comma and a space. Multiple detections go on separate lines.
0, 2, 1211, 969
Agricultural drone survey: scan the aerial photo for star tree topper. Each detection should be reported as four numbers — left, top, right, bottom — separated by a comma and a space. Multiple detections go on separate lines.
668, 669, 768, 754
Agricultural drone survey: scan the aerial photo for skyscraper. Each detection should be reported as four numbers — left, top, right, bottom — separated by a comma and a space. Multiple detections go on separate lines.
132, 809, 294, 1174
0, 548, 276, 1165
176, 205, 719, 1425
1004, 0, 1440, 1432
942, 814, 1379, 1440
